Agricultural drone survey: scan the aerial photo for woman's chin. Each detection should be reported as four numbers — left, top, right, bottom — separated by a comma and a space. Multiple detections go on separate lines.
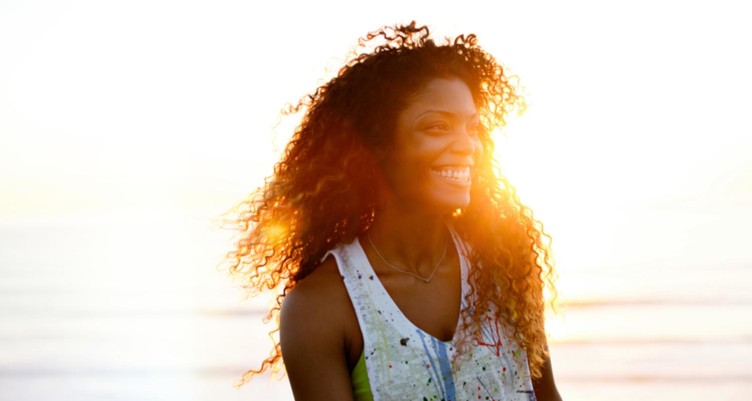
426, 193, 471, 214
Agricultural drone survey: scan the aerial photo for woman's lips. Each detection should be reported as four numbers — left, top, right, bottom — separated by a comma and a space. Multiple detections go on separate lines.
430, 166, 471, 185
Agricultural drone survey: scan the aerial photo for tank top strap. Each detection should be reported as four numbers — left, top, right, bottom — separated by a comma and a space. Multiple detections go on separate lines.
324, 238, 398, 336
325, 236, 425, 343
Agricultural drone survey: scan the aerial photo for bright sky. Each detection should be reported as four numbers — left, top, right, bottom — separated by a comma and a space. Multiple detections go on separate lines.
2, 1, 751, 266
2, 0, 752, 357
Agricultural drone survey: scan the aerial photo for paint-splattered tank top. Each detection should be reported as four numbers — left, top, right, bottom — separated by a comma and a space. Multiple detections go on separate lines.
324, 226, 537, 401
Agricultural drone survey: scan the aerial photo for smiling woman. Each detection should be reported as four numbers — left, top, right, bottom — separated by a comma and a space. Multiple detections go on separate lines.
387, 78, 482, 211
226, 22, 561, 401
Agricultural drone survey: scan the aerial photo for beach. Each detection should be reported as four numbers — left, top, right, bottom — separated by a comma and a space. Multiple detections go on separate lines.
1, 208, 750, 400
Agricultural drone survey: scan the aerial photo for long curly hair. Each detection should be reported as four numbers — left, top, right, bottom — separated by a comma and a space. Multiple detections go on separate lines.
225, 21, 557, 385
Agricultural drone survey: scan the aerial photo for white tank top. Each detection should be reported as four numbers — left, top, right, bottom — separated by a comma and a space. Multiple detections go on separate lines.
325, 227, 537, 401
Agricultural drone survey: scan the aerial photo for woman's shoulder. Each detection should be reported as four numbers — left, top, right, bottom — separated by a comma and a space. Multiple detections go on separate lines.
279, 255, 364, 398
280, 255, 353, 338
286, 256, 344, 301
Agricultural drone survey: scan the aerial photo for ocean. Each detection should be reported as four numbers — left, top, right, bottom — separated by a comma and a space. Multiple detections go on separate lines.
0, 208, 750, 400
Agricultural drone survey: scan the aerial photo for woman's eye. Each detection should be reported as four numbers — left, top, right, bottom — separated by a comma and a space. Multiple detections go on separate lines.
426, 122, 449, 131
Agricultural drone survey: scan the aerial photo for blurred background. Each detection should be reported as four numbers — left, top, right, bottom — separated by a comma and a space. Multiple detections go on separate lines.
1, 0, 750, 400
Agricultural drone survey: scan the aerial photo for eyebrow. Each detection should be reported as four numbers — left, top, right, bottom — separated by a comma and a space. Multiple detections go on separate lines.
416, 110, 479, 120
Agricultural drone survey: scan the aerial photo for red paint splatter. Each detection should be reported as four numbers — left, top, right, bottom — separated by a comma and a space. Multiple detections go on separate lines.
477, 317, 504, 356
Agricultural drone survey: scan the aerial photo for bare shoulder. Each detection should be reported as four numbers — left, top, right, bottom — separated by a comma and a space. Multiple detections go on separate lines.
279, 254, 357, 359
279, 255, 358, 400
280, 256, 350, 331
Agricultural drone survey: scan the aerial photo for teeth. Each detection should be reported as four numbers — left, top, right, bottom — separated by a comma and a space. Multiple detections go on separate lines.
432, 167, 471, 182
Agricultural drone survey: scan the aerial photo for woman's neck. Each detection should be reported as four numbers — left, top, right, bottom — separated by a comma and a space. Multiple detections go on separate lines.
365, 204, 451, 276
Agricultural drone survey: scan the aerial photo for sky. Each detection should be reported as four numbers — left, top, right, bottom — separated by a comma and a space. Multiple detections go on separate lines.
1, 0, 750, 233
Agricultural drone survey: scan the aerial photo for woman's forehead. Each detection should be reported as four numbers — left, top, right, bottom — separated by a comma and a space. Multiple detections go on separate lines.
401, 78, 478, 118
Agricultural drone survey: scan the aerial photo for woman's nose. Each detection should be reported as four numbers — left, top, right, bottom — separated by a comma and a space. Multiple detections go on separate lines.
451, 129, 481, 156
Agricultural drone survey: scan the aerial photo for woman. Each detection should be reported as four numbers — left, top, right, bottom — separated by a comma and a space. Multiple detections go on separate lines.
227, 22, 561, 400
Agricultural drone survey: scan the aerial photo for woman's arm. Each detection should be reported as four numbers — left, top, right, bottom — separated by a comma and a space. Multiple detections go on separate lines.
280, 271, 355, 401
532, 345, 563, 401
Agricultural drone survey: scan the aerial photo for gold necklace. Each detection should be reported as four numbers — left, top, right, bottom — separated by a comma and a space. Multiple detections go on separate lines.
366, 233, 448, 283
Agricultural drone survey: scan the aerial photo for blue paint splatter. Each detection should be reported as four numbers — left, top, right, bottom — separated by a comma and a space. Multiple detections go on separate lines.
417, 330, 457, 401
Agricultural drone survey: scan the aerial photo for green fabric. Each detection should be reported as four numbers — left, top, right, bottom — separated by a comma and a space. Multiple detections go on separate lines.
350, 352, 373, 401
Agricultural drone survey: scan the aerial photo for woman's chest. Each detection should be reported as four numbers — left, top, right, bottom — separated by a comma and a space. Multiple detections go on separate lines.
379, 268, 462, 341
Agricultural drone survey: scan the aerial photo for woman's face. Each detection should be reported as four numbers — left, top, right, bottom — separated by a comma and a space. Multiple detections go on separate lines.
382, 77, 483, 213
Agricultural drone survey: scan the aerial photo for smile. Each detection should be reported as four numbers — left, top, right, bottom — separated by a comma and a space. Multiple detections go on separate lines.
430, 167, 471, 185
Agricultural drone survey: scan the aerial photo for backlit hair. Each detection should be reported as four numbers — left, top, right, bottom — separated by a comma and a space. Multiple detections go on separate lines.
225, 21, 557, 385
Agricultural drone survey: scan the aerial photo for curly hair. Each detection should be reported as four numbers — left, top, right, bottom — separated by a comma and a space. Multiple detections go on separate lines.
225, 21, 558, 386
